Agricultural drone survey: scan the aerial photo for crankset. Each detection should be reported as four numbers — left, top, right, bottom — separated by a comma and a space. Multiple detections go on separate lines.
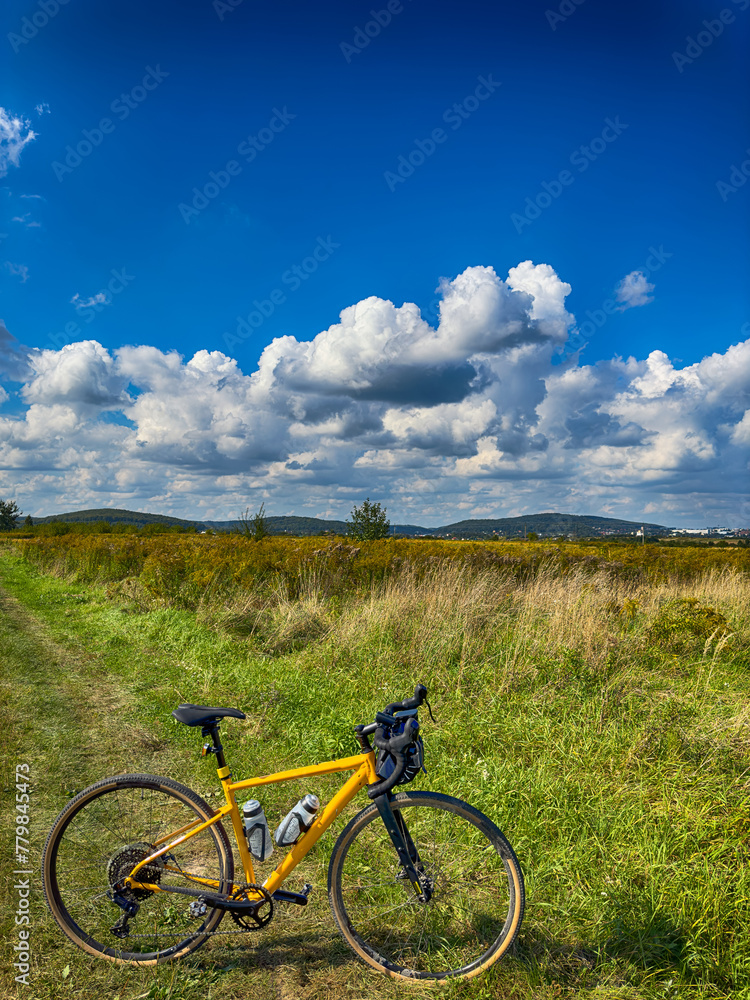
228, 884, 274, 932
185, 883, 275, 931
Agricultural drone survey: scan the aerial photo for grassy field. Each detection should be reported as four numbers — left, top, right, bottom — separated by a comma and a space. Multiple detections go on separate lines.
1, 538, 749, 999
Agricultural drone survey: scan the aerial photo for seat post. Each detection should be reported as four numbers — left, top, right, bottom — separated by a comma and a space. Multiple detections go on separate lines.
201, 722, 227, 771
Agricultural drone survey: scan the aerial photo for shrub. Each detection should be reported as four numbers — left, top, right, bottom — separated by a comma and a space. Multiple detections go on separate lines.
646, 598, 730, 652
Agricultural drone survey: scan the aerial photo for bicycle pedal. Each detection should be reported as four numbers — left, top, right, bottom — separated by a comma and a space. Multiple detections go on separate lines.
188, 898, 208, 919
271, 885, 312, 907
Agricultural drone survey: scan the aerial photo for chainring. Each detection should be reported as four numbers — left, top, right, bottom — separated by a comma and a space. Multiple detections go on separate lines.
229, 883, 274, 932
107, 842, 164, 901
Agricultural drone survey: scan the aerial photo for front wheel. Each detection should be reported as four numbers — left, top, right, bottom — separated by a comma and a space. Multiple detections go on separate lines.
41, 774, 234, 964
328, 791, 524, 980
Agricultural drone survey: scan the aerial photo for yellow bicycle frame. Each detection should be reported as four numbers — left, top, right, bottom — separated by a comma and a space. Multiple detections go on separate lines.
125, 750, 380, 901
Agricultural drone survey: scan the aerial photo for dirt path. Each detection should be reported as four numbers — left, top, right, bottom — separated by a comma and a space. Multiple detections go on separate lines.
0, 570, 288, 1000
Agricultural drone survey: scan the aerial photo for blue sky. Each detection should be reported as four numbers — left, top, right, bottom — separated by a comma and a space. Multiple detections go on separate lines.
0, 0, 748, 526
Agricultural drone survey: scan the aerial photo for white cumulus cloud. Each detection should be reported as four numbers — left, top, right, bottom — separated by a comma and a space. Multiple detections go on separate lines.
0, 261, 747, 527
615, 270, 655, 310
5, 262, 29, 282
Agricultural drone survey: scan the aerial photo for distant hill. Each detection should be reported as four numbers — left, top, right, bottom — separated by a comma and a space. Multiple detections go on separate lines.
30, 508, 670, 538
31, 509, 351, 534
33, 508, 206, 530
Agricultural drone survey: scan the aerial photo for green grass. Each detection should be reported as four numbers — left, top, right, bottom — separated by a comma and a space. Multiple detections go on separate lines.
1, 550, 749, 999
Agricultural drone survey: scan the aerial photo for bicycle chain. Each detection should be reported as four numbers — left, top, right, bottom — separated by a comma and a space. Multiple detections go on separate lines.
122, 884, 276, 939
154, 855, 267, 934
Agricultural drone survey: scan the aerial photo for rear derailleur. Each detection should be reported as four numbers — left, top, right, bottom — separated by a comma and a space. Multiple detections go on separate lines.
107, 891, 139, 939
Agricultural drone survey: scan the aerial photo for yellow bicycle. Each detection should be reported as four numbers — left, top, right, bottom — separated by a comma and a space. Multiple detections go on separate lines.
41, 684, 524, 981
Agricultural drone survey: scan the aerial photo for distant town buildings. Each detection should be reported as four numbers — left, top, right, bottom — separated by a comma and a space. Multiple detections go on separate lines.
670, 526, 734, 536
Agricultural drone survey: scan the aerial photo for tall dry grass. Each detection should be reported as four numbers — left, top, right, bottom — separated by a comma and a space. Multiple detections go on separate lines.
206, 558, 749, 697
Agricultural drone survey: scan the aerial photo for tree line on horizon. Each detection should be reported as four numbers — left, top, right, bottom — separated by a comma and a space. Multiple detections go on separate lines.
0, 497, 690, 540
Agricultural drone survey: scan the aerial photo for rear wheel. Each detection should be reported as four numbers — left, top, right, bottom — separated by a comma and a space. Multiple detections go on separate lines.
328, 791, 524, 980
41, 774, 233, 964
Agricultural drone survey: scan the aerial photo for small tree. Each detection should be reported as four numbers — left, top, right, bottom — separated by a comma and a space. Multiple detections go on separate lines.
0, 499, 22, 531
24, 514, 33, 528
346, 498, 390, 541
239, 503, 269, 542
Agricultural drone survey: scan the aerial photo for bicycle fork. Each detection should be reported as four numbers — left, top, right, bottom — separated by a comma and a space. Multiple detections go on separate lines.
372, 794, 432, 904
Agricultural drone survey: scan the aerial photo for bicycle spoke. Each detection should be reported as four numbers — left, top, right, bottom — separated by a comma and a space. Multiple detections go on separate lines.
43, 776, 232, 964
331, 793, 522, 978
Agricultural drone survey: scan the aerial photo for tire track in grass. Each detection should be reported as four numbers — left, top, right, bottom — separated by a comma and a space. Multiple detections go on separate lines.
0, 583, 109, 786
0, 567, 255, 1000
0, 574, 161, 1000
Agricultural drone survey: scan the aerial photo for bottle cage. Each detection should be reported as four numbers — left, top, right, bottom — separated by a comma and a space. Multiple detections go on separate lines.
374, 710, 426, 786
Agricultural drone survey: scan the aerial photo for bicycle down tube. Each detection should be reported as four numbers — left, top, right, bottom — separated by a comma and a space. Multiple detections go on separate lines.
126, 751, 379, 897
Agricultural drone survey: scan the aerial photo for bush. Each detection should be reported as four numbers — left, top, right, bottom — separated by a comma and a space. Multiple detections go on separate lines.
646, 598, 730, 652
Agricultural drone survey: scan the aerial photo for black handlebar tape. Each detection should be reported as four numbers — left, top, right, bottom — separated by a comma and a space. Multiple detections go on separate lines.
367, 749, 406, 799
365, 690, 425, 799
372, 717, 418, 752
384, 683, 427, 716
368, 718, 419, 798
375, 712, 397, 726
372, 724, 387, 750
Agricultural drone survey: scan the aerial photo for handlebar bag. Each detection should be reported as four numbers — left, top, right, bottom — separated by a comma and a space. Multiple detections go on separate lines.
375, 715, 425, 785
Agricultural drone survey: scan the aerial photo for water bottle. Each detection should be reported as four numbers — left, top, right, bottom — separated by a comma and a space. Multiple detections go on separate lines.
274, 794, 320, 847
242, 799, 274, 861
